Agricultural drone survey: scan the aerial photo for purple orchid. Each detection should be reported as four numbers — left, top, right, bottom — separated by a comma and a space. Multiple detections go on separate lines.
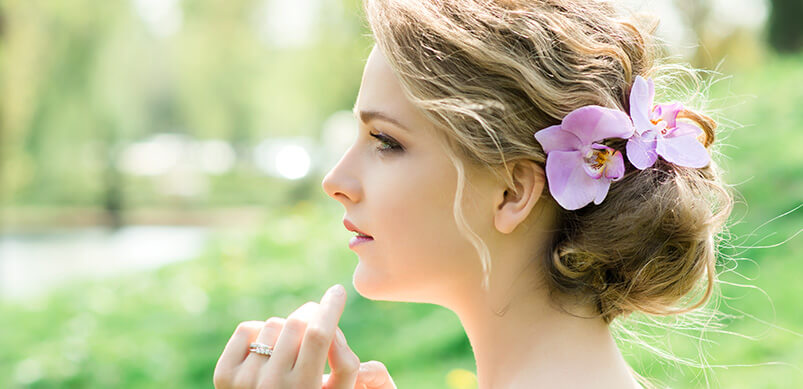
534, 106, 634, 210
626, 75, 710, 170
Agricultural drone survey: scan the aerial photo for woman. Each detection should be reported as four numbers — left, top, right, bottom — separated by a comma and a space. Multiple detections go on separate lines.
214, 1, 732, 388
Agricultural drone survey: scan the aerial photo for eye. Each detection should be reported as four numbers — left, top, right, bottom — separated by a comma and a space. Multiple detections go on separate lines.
369, 131, 404, 153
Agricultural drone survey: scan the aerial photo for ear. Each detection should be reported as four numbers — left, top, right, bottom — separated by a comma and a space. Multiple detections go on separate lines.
493, 160, 546, 234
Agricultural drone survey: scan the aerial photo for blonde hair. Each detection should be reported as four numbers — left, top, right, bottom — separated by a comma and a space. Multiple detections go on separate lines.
364, 0, 733, 342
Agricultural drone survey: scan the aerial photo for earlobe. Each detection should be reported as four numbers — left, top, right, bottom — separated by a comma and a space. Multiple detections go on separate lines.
493, 161, 545, 234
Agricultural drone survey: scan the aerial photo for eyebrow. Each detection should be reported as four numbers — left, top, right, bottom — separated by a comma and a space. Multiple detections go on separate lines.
352, 106, 411, 132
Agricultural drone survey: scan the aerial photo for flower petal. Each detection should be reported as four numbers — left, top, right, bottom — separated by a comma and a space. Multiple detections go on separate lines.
561, 105, 634, 145
604, 149, 625, 181
593, 178, 612, 205
534, 124, 582, 153
669, 121, 703, 138
626, 132, 658, 169
656, 134, 711, 168
629, 76, 655, 134
545, 150, 583, 198
545, 150, 602, 210
654, 103, 683, 128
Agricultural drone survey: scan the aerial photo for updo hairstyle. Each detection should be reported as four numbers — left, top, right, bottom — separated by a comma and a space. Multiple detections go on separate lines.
363, 0, 733, 323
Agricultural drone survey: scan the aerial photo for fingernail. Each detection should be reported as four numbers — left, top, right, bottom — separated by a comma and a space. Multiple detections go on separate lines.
329, 284, 345, 296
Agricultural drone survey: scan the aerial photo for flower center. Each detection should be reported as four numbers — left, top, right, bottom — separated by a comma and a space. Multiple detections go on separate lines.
585, 147, 614, 173
650, 117, 672, 136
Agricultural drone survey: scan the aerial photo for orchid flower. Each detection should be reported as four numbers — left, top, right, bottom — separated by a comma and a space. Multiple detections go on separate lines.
626, 76, 710, 170
534, 106, 634, 210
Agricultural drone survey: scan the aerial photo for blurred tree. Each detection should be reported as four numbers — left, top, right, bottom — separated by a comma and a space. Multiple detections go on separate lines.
100, 117, 124, 229
768, 0, 803, 52
0, 0, 372, 216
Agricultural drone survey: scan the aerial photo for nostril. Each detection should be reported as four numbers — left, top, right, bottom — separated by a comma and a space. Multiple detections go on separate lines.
334, 191, 352, 203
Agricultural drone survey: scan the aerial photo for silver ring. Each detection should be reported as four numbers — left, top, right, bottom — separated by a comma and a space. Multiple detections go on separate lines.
249, 342, 274, 356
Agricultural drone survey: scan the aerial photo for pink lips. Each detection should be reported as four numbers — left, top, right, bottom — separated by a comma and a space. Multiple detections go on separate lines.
349, 235, 373, 249
343, 218, 373, 249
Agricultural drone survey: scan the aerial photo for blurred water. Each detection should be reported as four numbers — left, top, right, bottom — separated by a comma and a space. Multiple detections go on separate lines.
0, 226, 208, 301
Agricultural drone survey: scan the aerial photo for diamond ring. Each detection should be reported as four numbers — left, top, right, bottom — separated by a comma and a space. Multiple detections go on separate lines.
249, 342, 274, 357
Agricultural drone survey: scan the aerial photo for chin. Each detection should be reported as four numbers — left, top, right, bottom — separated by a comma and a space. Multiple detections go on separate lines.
352, 263, 442, 305
351, 262, 391, 300
351, 263, 406, 302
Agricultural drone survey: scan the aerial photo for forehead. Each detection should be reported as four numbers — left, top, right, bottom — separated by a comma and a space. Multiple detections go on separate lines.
354, 46, 424, 128
354, 47, 486, 172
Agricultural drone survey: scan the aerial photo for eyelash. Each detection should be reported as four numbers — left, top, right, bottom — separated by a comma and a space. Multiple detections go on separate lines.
369, 132, 404, 153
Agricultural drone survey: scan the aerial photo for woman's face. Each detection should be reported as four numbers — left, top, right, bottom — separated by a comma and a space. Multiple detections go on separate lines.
322, 46, 495, 304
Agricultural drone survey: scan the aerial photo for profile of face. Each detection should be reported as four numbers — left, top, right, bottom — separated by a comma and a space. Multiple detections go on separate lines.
321, 46, 503, 306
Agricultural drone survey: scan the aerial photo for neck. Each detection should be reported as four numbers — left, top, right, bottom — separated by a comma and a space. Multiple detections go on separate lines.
442, 263, 638, 389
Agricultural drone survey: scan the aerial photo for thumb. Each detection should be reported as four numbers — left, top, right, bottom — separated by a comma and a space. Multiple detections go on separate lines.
323, 326, 360, 389
356, 360, 397, 389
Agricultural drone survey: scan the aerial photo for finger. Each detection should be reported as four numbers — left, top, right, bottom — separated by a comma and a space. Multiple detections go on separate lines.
323, 326, 361, 389
262, 301, 321, 375
356, 361, 396, 389
239, 317, 285, 373
294, 285, 348, 384
213, 321, 263, 385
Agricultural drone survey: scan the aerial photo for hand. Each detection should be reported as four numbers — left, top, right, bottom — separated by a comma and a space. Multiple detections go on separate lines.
214, 284, 361, 389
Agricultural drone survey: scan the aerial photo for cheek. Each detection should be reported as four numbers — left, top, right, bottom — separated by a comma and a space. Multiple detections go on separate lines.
355, 158, 481, 295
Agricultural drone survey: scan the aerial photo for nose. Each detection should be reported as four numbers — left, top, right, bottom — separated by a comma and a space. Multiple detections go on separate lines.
321, 148, 362, 205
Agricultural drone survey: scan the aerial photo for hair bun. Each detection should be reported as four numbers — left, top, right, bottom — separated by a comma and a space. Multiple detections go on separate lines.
547, 139, 732, 322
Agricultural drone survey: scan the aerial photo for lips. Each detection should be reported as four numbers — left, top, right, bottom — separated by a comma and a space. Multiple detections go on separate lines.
343, 219, 373, 238
344, 219, 373, 250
